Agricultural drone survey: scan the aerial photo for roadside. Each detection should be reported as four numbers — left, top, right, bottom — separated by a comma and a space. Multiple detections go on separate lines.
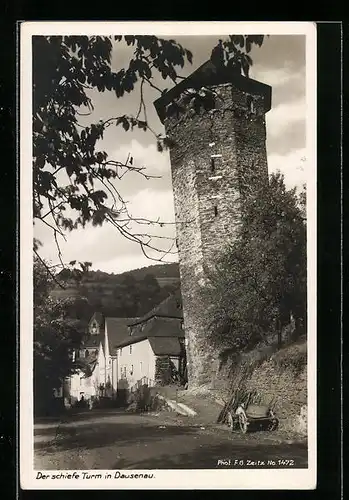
154, 385, 307, 444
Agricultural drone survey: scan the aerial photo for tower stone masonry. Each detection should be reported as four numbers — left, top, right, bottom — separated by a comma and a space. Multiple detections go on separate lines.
154, 61, 272, 387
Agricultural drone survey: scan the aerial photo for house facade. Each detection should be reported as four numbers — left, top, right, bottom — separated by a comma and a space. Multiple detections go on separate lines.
69, 313, 137, 403
117, 316, 186, 391
116, 289, 186, 391
68, 289, 186, 404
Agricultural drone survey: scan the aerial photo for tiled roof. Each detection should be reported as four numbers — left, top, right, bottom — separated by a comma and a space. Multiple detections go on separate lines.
116, 316, 184, 349
105, 317, 139, 355
128, 288, 183, 326
148, 336, 182, 356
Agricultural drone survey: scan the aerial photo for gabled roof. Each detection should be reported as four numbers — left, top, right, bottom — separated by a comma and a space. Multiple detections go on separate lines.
154, 59, 272, 122
116, 316, 184, 349
128, 288, 183, 326
105, 317, 139, 355
89, 312, 104, 326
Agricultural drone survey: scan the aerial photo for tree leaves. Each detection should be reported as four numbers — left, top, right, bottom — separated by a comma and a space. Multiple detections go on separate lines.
34, 257, 92, 411
156, 135, 177, 152
210, 35, 265, 77
206, 173, 306, 352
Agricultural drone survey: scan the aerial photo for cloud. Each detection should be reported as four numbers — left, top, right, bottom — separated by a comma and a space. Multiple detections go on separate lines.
36, 187, 177, 274
266, 97, 306, 155
93, 249, 178, 275
107, 139, 173, 199
268, 148, 308, 190
249, 35, 306, 74
267, 98, 306, 135
91, 189, 177, 273
252, 66, 298, 88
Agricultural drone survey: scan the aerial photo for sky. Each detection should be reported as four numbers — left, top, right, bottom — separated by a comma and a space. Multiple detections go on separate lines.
34, 34, 307, 275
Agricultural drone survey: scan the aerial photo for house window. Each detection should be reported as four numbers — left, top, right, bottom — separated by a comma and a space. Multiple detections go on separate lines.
91, 321, 98, 335
214, 205, 218, 217
85, 350, 89, 358
130, 345, 132, 354
130, 364, 134, 375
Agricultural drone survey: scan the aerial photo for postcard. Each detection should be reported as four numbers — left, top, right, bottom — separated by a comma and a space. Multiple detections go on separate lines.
20, 20, 316, 490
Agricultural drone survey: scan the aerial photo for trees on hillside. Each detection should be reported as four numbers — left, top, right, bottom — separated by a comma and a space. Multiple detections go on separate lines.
33, 35, 265, 265
206, 173, 306, 352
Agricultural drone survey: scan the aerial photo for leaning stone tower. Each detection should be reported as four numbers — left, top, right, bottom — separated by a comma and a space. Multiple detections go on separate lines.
154, 61, 272, 387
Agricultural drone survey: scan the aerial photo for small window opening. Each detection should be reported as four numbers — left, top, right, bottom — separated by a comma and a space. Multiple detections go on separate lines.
85, 349, 89, 358
214, 205, 218, 217
210, 158, 215, 173
130, 345, 132, 354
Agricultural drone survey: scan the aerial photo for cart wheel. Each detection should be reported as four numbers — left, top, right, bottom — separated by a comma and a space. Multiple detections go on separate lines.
227, 411, 234, 429
239, 413, 248, 434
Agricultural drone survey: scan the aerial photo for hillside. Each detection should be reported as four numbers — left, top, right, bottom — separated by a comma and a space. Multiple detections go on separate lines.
51, 262, 180, 320
209, 337, 308, 435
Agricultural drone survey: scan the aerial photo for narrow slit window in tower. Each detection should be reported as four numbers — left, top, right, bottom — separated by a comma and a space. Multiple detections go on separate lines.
214, 205, 218, 217
247, 96, 255, 114
210, 157, 215, 173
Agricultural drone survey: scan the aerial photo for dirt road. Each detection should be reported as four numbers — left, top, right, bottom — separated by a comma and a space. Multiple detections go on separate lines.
34, 409, 307, 470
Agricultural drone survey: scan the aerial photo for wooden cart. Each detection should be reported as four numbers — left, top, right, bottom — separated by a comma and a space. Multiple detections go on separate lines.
227, 403, 279, 434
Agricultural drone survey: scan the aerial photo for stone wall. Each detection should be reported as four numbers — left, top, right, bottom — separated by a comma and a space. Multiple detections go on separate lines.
212, 339, 307, 434
155, 356, 172, 385
163, 82, 270, 386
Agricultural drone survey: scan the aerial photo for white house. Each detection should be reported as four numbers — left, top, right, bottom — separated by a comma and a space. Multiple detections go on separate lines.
69, 313, 137, 403
117, 316, 186, 391
68, 288, 186, 404
116, 289, 186, 391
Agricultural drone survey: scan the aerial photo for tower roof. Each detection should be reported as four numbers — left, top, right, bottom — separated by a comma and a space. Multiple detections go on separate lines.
154, 60, 272, 122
